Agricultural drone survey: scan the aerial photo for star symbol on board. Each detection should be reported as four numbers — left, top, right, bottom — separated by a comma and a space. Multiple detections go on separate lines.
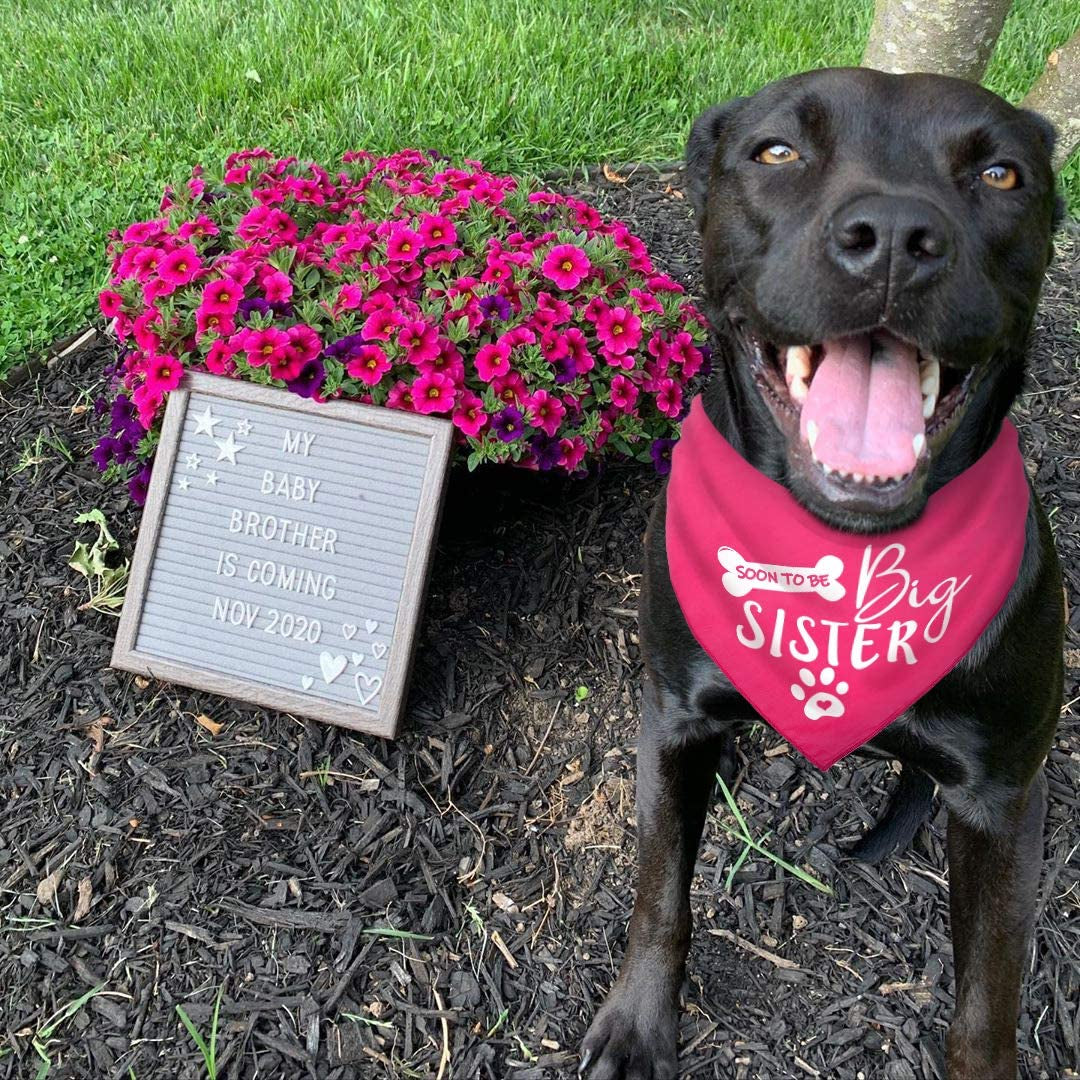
185, 452, 202, 471
235, 418, 253, 437
192, 405, 220, 438
205, 471, 219, 487
176, 475, 191, 491
214, 431, 246, 465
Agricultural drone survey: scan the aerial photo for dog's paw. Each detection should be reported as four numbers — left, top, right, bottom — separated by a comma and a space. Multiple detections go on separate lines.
579, 990, 678, 1079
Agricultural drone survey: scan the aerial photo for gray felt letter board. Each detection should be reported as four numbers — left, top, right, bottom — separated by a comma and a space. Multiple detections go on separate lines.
113, 372, 452, 737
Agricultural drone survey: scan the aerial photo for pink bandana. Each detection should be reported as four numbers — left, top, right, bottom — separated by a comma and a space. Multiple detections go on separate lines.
666, 399, 1029, 769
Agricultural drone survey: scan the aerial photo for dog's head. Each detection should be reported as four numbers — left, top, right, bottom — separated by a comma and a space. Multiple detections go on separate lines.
687, 68, 1059, 531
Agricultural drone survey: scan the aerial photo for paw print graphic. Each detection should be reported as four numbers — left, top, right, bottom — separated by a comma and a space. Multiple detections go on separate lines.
790, 666, 849, 720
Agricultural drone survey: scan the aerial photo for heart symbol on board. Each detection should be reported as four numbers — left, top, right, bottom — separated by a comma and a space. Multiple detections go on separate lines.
301, 675, 314, 691
354, 672, 382, 709
342, 624, 358, 641
371, 642, 387, 661
364, 619, 378, 635
351, 652, 365, 667
320, 652, 348, 685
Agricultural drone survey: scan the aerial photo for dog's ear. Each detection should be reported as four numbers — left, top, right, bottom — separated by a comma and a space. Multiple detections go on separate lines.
685, 99, 746, 230
1016, 109, 1065, 231
1018, 108, 1056, 159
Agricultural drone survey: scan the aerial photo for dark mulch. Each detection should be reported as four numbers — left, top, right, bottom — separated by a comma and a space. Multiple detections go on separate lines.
1, 167, 1078, 1080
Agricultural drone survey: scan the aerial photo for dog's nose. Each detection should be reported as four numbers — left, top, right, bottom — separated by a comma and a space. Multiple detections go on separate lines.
827, 195, 952, 289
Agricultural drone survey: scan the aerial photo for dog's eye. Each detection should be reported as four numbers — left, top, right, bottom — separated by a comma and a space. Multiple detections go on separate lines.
980, 164, 1019, 190
755, 143, 800, 165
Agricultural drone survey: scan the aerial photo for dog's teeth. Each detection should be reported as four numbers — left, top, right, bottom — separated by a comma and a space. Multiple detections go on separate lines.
786, 345, 813, 382
822, 464, 833, 476
920, 358, 940, 399
790, 376, 809, 404
913, 433, 926, 458
852, 471, 865, 483
806, 419, 819, 450
922, 393, 937, 420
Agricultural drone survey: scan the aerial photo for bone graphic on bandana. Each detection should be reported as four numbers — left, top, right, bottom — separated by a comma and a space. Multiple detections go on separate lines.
717, 547, 846, 602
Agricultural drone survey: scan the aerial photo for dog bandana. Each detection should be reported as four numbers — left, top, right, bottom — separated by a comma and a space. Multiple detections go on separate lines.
666, 399, 1030, 769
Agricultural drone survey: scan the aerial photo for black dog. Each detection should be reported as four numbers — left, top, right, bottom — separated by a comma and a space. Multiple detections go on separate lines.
580, 68, 1063, 1079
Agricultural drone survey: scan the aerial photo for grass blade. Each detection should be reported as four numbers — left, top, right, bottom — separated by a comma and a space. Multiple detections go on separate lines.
175, 1004, 213, 1077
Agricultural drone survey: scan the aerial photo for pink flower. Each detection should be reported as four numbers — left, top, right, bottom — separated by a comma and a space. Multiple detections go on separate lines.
262, 270, 293, 304
269, 351, 306, 381
143, 353, 183, 395
98, 290, 124, 318
475, 341, 511, 382
132, 383, 164, 429
540, 244, 591, 290
346, 345, 391, 386
157, 246, 203, 288
243, 326, 291, 368
453, 391, 488, 437
386, 226, 422, 262
492, 371, 527, 404
205, 338, 238, 374
668, 330, 704, 378
236, 205, 298, 244
655, 377, 683, 418
596, 305, 642, 355
195, 306, 236, 338
287, 324, 322, 363
122, 220, 165, 245
334, 283, 364, 312
131, 246, 164, 281
609, 374, 639, 412
397, 319, 440, 363
559, 436, 587, 471
386, 379, 416, 411
201, 278, 244, 313
362, 308, 402, 341
563, 328, 594, 372
418, 214, 457, 247
132, 308, 163, 352
178, 214, 219, 241
630, 288, 664, 314
526, 389, 566, 436
412, 370, 456, 414
535, 291, 573, 327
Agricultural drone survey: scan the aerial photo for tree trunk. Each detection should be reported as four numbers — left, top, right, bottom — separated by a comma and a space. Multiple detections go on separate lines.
862, 0, 1013, 82
1021, 33, 1080, 171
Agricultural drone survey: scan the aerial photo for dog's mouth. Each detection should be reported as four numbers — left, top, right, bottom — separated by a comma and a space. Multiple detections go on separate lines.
749, 328, 975, 523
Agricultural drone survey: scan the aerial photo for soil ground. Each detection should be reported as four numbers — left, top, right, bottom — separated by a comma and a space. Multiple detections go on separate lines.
1, 167, 1078, 1079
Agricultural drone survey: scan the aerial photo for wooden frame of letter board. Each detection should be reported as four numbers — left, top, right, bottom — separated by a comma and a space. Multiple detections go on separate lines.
112, 371, 453, 738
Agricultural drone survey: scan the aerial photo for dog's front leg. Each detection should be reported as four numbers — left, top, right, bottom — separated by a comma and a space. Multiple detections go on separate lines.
945, 770, 1047, 1080
580, 682, 728, 1079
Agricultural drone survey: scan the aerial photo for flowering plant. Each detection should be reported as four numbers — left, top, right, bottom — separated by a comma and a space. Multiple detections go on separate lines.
95, 148, 709, 503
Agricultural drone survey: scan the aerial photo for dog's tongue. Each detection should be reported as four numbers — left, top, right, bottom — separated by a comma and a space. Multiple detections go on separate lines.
800, 332, 923, 478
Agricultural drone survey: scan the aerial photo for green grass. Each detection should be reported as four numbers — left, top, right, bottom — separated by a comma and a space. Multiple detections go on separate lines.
1, 0, 1076, 372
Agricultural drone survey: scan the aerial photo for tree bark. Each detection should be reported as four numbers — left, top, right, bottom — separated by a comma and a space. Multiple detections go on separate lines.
862, 0, 1013, 82
1021, 33, 1080, 171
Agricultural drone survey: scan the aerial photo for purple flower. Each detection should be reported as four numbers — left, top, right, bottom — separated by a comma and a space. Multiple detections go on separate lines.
92, 437, 118, 472
698, 342, 713, 378
129, 462, 152, 505
492, 406, 524, 443
93, 396, 109, 417
285, 358, 326, 399
324, 332, 366, 361
238, 297, 272, 321
551, 354, 579, 384
110, 394, 137, 434
530, 433, 563, 470
650, 437, 677, 476
112, 433, 138, 466
479, 294, 512, 322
